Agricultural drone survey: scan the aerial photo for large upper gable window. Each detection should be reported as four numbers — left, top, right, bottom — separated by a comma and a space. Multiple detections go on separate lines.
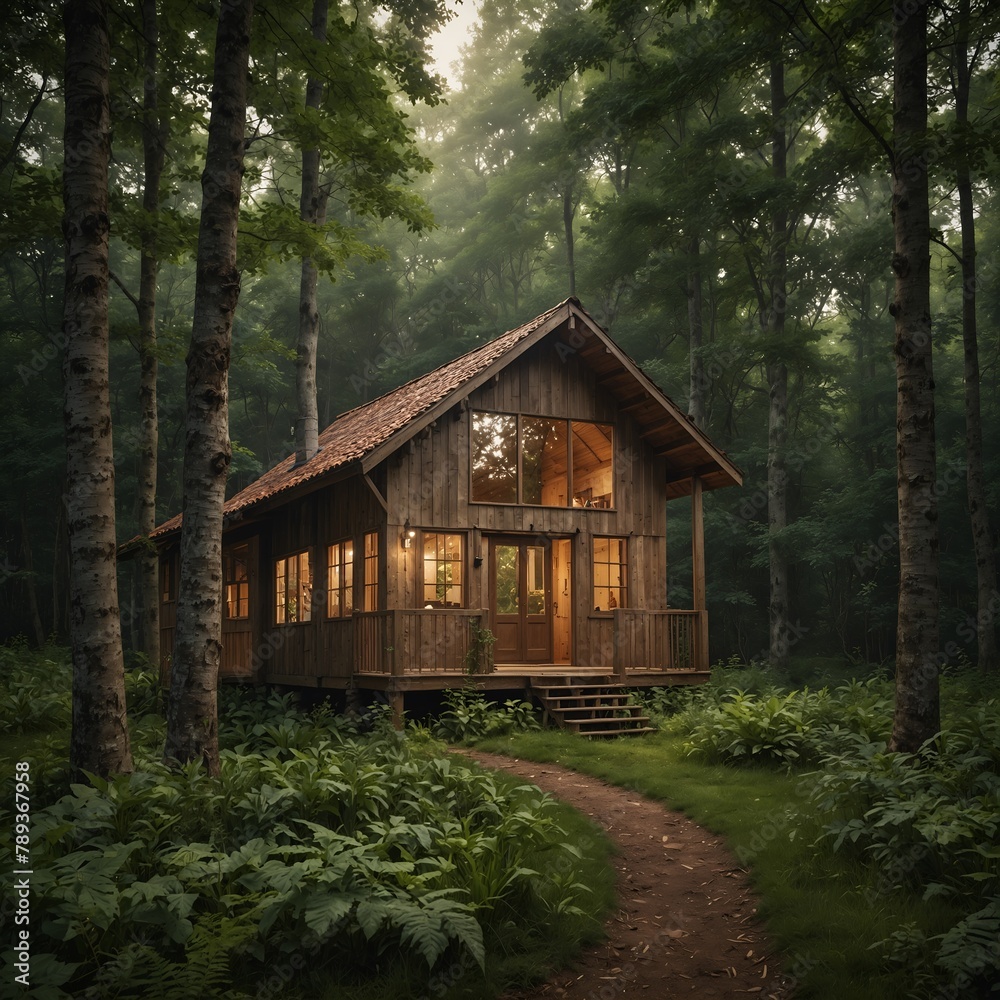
471, 411, 613, 508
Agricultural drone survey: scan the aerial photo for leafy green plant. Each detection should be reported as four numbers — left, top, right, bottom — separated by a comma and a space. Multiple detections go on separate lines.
465, 621, 497, 675
1, 653, 593, 1000
433, 688, 541, 743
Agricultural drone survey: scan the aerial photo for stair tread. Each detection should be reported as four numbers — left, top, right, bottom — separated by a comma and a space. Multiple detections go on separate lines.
566, 717, 652, 728
575, 727, 657, 738
542, 694, 629, 702
534, 688, 632, 698
557, 707, 646, 717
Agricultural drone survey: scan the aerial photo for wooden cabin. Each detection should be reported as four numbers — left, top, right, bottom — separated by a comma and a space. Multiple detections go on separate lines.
148, 299, 742, 716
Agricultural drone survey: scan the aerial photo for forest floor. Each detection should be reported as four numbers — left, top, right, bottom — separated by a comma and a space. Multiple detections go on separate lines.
461, 751, 793, 1000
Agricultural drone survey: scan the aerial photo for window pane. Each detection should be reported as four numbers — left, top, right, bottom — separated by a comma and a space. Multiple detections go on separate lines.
423, 533, 463, 607
276, 550, 310, 624
495, 545, 519, 614
472, 412, 518, 503
572, 422, 614, 508
526, 545, 545, 614
364, 532, 378, 612
297, 552, 312, 622
327, 543, 341, 618
592, 537, 626, 611
225, 545, 249, 619
275, 560, 286, 624
522, 417, 568, 506
344, 548, 354, 614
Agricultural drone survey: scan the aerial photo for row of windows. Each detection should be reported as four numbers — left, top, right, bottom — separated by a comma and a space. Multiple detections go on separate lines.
176, 531, 629, 621
272, 532, 379, 625
222, 532, 627, 622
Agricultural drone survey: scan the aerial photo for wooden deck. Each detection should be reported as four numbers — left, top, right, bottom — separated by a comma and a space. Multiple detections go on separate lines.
347, 606, 709, 692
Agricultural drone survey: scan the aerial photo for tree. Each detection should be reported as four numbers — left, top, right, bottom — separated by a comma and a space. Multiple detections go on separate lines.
938, 0, 999, 673
136, 0, 166, 668
294, 0, 329, 465
164, 0, 254, 773
888, 0, 939, 751
62, 0, 133, 778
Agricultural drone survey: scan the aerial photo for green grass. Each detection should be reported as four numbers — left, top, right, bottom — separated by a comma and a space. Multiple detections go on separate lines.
474, 728, 963, 1000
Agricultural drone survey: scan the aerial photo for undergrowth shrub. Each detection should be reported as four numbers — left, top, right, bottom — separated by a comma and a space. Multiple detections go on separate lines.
671, 678, 892, 766
804, 699, 1000, 998
432, 688, 541, 743
0, 641, 72, 734
1, 664, 593, 1000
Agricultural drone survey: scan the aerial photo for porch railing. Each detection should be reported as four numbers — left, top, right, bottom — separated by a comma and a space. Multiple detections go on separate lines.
353, 609, 492, 676
612, 609, 707, 678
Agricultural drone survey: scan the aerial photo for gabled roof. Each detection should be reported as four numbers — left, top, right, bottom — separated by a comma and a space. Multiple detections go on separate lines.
146, 298, 741, 543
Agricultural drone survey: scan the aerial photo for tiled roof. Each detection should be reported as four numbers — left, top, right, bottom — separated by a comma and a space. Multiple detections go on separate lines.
148, 299, 572, 540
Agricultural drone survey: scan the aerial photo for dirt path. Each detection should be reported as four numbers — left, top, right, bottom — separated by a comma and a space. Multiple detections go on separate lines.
461, 751, 791, 1000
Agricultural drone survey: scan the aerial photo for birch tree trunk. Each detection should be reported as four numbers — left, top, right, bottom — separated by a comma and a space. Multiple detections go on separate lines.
62, 0, 133, 778
138, 0, 164, 669
889, 2, 940, 752
164, 0, 253, 774
294, 0, 328, 466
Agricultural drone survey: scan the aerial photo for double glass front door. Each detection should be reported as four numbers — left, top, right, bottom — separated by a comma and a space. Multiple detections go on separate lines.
490, 538, 550, 663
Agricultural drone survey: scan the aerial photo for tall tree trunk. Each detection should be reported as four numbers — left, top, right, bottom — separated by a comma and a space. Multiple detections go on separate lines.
295, 0, 328, 466
20, 507, 46, 648
138, 0, 164, 668
954, 0, 998, 673
889, 2, 940, 752
563, 182, 576, 298
767, 57, 790, 671
686, 235, 705, 430
164, 0, 254, 774
62, 0, 134, 779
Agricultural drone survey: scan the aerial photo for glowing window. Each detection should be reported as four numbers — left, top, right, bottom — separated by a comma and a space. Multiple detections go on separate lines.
363, 532, 379, 612
327, 540, 354, 618
592, 537, 626, 612
275, 550, 311, 624
224, 544, 249, 619
422, 533, 464, 607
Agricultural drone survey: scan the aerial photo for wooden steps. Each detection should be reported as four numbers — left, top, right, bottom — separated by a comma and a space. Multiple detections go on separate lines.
529, 676, 656, 738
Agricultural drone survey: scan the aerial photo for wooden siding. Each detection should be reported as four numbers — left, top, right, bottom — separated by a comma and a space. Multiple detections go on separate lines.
259, 475, 385, 685
384, 339, 672, 671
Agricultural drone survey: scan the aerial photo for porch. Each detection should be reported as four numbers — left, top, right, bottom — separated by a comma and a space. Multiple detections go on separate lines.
350, 606, 709, 689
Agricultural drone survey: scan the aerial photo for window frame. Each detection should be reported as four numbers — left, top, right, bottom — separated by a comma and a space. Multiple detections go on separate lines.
223, 544, 250, 620
470, 410, 614, 509
363, 531, 379, 612
326, 538, 354, 619
420, 531, 465, 609
275, 549, 312, 625
591, 536, 627, 614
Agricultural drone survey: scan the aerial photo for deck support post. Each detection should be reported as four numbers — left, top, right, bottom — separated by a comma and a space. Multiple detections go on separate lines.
389, 690, 404, 730
691, 476, 710, 671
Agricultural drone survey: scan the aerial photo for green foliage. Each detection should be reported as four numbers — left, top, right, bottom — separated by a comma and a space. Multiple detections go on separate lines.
432, 688, 542, 744
669, 676, 892, 766
0, 654, 595, 999
0, 641, 72, 734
